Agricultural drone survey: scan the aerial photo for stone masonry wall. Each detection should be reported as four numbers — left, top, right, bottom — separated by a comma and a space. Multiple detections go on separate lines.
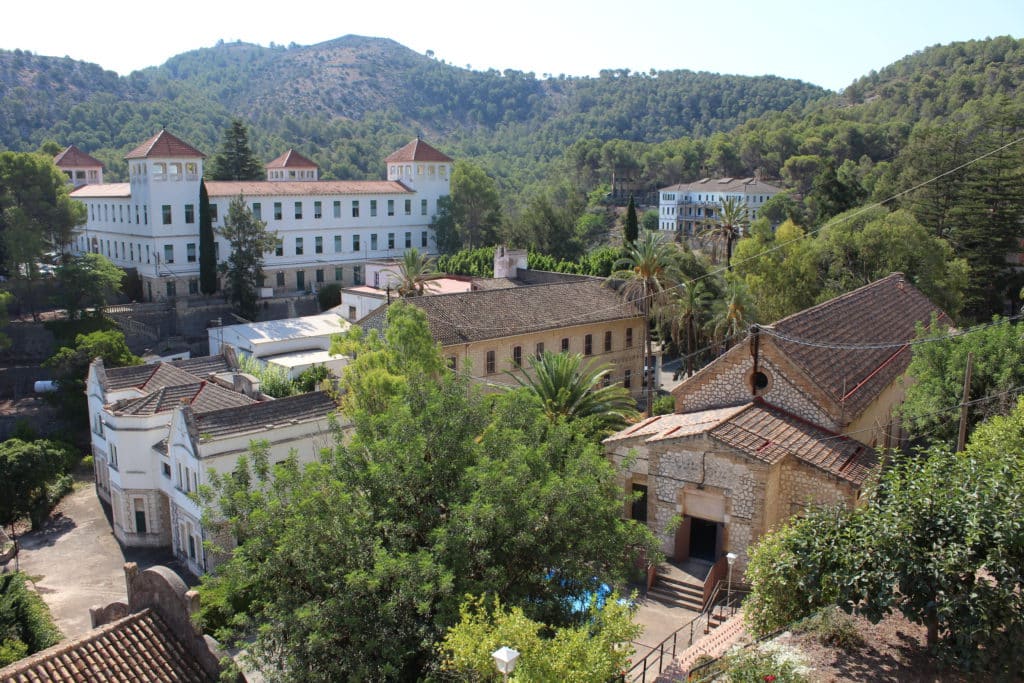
677, 353, 838, 431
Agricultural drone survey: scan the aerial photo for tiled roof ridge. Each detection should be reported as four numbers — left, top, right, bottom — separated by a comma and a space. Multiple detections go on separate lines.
54, 144, 104, 168
193, 389, 333, 418
769, 272, 906, 331
384, 138, 453, 163
125, 129, 206, 160
266, 149, 318, 168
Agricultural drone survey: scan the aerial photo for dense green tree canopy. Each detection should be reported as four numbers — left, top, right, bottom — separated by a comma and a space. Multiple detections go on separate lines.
54, 253, 124, 319
200, 304, 658, 680
208, 119, 262, 181
0, 438, 76, 530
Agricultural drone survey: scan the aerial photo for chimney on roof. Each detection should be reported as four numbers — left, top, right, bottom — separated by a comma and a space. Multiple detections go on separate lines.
493, 245, 528, 279
233, 372, 261, 399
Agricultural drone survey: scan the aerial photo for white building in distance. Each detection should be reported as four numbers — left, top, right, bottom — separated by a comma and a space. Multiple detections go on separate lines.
69, 131, 453, 302
658, 177, 782, 237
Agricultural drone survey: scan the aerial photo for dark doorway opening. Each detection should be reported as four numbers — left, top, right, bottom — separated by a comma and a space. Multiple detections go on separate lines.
631, 484, 648, 523
688, 517, 718, 562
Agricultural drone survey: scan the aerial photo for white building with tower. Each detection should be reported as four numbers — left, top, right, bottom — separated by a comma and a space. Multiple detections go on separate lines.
69, 131, 453, 302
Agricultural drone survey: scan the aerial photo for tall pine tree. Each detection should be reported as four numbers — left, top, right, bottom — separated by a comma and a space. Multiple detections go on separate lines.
624, 194, 639, 244
209, 120, 262, 181
198, 181, 217, 294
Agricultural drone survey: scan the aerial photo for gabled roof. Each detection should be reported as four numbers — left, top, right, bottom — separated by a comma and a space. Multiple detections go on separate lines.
358, 279, 642, 346
125, 130, 206, 160
204, 180, 411, 197
606, 400, 876, 486
111, 381, 254, 416
0, 608, 217, 682
384, 138, 453, 163
764, 273, 948, 418
265, 149, 318, 168
190, 390, 337, 440
102, 355, 234, 392
53, 145, 103, 168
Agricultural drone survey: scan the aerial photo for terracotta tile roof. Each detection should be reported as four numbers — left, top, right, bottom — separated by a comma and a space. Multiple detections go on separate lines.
384, 138, 453, 163
0, 608, 216, 682
69, 183, 130, 198
53, 145, 103, 168
709, 401, 877, 485
765, 273, 947, 418
605, 401, 876, 485
124, 130, 206, 160
358, 279, 642, 346
265, 149, 318, 168
205, 180, 411, 197
191, 390, 337, 439
604, 405, 748, 444
111, 381, 254, 416
660, 177, 782, 194
102, 356, 233, 392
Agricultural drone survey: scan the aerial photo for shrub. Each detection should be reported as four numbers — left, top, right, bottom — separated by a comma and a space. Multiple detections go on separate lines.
238, 355, 295, 398
719, 643, 809, 683
317, 283, 341, 311
794, 606, 864, 650
652, 394, 675, 415
0, 573, 62, 665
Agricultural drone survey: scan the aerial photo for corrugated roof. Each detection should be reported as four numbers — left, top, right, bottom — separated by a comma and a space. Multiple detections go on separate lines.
53, 145, 103, 168
191, 390, 337, 439
384, 138, 453, 163
0, 608, 216, 682
124, 130, 206, 159
204, 179, 411, 197
358, 279, 642, 346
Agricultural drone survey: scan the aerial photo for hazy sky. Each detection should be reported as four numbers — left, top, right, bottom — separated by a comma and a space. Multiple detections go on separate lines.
5, 0, 1022, 91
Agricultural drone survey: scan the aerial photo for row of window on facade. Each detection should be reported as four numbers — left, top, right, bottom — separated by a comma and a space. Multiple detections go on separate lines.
129, 161, 199, 182
276, 231, 429, 257
464, 328, 635, 376
87, 196, 432, 229
389, 163, 447, 179
161, 263, 365, 298
660, 192, 770, 204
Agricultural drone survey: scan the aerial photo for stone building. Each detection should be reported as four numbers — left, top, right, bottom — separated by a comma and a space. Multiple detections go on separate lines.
605, 273, 947, 582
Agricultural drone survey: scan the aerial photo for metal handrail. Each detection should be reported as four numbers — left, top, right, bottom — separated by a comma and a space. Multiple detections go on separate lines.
624, 580, 749, 682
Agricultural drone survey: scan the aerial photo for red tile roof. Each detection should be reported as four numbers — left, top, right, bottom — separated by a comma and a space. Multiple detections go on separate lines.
384, 138, 453, 163
765, 273, 948, 418
205, 180, 412, 197
125, 130, 206, 160
265, 149, 318, 168
0, 609, 217, 683
606, 401, 876, 485
53, 145, 103, 169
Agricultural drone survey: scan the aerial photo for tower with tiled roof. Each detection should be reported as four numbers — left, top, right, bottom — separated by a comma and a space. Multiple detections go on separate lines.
265, 149, 319, 181
54, 144, 104, 187
384, 137, 453, 220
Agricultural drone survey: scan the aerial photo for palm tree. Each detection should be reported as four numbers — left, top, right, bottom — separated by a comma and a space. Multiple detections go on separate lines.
698, 196, 749, 269
709, 280, 755, 356
508, 351, 638, 432
608, 232, 682, 416
384, 248, 442, 297
661, 281, 714, 378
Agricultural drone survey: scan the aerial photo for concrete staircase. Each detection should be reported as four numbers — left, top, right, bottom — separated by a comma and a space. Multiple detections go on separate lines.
646, 559, 713, 612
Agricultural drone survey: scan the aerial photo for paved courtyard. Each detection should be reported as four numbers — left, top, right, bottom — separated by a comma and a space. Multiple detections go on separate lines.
7, 480, 193, 638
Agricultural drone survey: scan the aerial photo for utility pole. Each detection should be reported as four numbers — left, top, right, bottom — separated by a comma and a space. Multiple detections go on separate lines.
956, 352, 974, 453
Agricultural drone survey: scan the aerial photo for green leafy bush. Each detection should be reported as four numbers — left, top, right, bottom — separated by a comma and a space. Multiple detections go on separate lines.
652, 394, 675, 415
719, 643, 809, 683
0, 573, 62, 666
238, 355, 295, 398
794, 606, 864, 650
317, 283, 341, 311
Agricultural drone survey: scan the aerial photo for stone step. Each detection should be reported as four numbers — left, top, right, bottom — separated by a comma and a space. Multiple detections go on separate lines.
647, 585, 703, 611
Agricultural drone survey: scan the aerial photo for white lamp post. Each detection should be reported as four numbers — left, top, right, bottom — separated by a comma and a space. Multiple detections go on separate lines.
492, 646, 520, 683
725, 552, 738, 616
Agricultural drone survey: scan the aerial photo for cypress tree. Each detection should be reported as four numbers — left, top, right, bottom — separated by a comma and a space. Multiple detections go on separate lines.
624, 194, 639, 244
198, 181, 217, 294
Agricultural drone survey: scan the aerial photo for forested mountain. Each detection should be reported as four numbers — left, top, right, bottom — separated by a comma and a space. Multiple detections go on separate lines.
0, 35, 825, 183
